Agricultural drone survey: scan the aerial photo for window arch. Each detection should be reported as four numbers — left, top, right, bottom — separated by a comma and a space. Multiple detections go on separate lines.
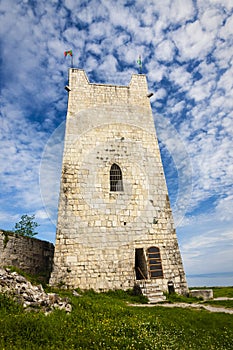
110, 164, 123, 192
147, 247, 163, 278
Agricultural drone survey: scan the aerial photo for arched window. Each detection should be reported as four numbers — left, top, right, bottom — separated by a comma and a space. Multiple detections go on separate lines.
110, 164, 123, 192
147, 247, 163, 278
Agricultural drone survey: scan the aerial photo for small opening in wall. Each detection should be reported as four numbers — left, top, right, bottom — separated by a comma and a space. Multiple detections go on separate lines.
110, 163, 124, 191
124, 222, 127, 225
135, 248, 148, 280
168, 281, 175, 294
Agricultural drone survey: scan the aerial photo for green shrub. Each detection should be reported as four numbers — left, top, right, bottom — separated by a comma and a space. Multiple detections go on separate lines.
0, 294, 23, 315
164, 292, 202, 304
104, 288, 148, 304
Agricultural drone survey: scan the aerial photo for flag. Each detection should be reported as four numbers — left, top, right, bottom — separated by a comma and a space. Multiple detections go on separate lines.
64, 50, 73, 57
137, 55, 142, 67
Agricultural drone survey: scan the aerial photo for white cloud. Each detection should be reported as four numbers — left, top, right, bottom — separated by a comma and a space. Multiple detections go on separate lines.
0, 212, 19, 229
98, 54, 119, 77
200, 7, 223, 33
35, 209, 50, 220
215, 195, 233, 221
188, 80, 213, 101
107, 3, 139, 32
146, 61, 167, 82
156, 117, 193, 227
210, 0, 233, 11
156, 40, 175, 62
169, 65, 192, 88
219, 11, 233, 40
169, 0, 195, 24
179, 217, 233, 274
153, 88, 167, 100
218, 66, 233, 92
172, 20, 215, 61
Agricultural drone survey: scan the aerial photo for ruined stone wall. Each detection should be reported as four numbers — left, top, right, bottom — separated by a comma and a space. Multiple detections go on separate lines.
50, 69, 188, 294
0, 231, 54, 280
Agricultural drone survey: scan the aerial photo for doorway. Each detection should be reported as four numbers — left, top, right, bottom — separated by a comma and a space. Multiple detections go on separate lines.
135, 248, 148, 280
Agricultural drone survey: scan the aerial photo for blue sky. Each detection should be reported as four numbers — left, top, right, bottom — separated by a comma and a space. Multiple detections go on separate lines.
0, 0, 233, 277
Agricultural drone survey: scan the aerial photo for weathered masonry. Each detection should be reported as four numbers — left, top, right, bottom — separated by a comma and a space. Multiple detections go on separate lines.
0, 231, 54, 281
50, 69, 188, 296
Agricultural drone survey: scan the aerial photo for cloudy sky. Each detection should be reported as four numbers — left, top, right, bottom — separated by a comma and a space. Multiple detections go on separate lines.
1, 0, 233, 279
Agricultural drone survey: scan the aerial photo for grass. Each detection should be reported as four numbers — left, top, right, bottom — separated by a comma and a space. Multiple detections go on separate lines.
1, 285, 233, 350
211, 286, 233, 298
203, 300, 233, 309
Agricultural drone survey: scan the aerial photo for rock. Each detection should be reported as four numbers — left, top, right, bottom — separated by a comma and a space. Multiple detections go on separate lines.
0, 268, 72, 313
72, 290, 81, 297
16, 275, 26, 283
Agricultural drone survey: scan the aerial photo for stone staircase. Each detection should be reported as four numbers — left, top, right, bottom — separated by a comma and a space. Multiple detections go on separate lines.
138, 280, 166, 303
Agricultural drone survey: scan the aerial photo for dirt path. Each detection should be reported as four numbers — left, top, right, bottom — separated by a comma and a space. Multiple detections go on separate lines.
129, 301, 233, 314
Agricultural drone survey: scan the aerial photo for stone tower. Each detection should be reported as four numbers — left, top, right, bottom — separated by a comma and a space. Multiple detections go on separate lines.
50, 69, 188, 296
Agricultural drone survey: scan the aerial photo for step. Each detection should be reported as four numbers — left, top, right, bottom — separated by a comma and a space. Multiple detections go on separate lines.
136, 281, 166, 303
148, 295, 166, 304
140, 288, 161, 292
139, 281, 160, 287
140, 287, 163, 293
139, 283, 161, 289
146, 291, 164, 297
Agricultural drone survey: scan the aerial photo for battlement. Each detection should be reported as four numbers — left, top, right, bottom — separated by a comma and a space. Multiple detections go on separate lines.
68, 68, 148, 90
66, 69, 151, 115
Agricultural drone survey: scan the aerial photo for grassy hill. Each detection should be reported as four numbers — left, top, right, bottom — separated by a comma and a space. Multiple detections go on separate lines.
1, 285, 233, 350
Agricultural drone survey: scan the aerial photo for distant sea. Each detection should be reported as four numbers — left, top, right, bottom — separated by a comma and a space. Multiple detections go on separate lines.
186, 272, 233, 287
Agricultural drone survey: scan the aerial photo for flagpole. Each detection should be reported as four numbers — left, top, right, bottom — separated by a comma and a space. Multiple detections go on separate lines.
137, 55, 142, 74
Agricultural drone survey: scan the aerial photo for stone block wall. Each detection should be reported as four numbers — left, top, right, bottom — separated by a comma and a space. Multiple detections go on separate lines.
0, 231, 54, 280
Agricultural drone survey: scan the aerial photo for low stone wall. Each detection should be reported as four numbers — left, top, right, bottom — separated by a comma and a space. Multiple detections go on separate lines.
0, 230, 54, 281
190, 289, 213, 301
